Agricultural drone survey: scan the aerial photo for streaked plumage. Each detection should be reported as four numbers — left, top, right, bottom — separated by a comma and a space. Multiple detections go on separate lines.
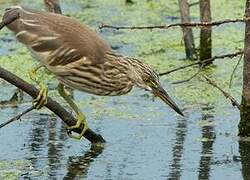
3, 6, 184, 116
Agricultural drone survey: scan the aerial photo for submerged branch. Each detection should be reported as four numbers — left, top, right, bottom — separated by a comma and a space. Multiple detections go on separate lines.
202, 75, 240, 110
0, 106, 35, 129
99, 18, 248, 30
0, 67, 105, 144
159, 51, 243, 76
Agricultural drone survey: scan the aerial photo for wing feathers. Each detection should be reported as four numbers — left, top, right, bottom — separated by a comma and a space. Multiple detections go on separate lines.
3, 6, 112, 66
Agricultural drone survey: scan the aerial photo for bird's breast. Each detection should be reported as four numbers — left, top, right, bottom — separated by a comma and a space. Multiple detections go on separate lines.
48, 60, 133, 96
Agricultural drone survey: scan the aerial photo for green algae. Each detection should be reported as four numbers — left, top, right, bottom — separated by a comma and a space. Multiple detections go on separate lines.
0, 0, 246, 109
0, 1, 247, 178
0, 159, 32, 179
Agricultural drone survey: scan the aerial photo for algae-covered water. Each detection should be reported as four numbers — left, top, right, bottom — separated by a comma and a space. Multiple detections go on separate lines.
0, 0, 249, 179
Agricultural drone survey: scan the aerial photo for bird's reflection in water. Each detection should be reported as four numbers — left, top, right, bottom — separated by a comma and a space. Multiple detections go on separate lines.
63, 144, 104, 179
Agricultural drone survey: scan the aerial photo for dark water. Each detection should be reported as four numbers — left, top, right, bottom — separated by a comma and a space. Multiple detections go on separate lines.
0, 85, 248, 179
0, 0, 250, 179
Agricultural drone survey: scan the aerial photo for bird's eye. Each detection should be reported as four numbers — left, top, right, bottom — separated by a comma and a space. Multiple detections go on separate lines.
144, 79, 151, 84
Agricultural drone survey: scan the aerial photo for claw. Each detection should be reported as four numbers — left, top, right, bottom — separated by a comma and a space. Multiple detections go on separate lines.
29, 65, 44, 83
29, 68, 37, 82
33, 83, 48, 109
29, 65, 47, 109
66, 112, 88, 140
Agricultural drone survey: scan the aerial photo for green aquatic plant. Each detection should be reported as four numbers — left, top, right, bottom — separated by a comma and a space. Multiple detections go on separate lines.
0, 0, 245, 109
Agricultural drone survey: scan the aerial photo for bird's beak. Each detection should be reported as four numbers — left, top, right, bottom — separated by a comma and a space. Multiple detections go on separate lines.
152, 86, 184, 116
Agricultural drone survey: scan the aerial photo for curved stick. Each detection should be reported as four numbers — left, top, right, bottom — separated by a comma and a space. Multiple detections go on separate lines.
0, 67, 106, 144
202, 75, 240, 110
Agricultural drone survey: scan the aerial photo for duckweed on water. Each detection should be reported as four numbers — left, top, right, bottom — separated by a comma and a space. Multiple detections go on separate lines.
0, 1, 248, 179
0, 159, 32, 179
0, 0, 245, 107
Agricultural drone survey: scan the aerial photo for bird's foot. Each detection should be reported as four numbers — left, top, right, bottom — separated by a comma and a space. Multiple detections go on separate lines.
29, 68, 37, 82
33, 83, 48, 109
29, 65, 43, 83
67, 112, 88, 140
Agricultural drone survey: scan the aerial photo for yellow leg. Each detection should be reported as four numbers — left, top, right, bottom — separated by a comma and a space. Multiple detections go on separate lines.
57, 83, 88, 140
29, 65, 44, 83
33, 83, 48, 109
29, 65, 48, 109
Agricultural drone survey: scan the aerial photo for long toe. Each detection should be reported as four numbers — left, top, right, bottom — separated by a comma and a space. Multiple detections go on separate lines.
33, 85, 48, 109
67, 112, 88, 140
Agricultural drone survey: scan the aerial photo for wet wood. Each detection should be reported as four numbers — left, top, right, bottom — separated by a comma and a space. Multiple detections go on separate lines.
0, 0, 105, 143
178, 0, 195, 59
100, 18, 247, 30
239, 0, 250, 137
199, 0, 212, 64
239, 140, 250, 179
203, 75, 240, 110
0, 67, 105, 143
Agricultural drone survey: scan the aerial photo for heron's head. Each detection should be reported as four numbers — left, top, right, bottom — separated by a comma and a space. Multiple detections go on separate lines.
128, 59, 184, 116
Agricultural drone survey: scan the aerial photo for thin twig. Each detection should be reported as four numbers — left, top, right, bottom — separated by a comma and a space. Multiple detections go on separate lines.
172, 65, 203, 84
229, 53, 243, 88
202, 75, 240, 110
159, 51, 244, 76
99, 18, 249, 30
0, 106, 35, 129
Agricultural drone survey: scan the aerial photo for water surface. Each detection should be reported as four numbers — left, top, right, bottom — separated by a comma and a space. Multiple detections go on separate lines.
0, 0, 249, 179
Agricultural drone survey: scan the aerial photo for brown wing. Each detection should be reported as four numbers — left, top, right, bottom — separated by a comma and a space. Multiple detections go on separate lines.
3, 6, 112, 66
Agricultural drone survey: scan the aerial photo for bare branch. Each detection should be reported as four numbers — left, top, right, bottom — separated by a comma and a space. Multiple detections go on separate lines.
0, 106, 35, 129
189, 2, 199, 7
172, 65, 203, 84
202, 75, 240, 110
159, 51, 243, 76
99, 18, 249, 31
0, 67, 105, 144
0, 0, 105, 144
